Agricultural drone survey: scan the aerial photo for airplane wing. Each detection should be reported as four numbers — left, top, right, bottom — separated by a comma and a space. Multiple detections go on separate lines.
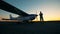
0, 0, 29, 16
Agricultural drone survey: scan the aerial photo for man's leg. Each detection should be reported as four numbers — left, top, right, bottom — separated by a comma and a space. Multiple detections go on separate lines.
40, 17, 42, 21
41, 17, 44, 21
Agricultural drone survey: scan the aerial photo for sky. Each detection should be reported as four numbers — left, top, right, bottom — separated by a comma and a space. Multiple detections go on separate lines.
0, 0, 60, 21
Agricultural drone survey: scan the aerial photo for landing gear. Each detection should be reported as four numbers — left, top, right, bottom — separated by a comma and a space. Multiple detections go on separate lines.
22, 20, 29, 23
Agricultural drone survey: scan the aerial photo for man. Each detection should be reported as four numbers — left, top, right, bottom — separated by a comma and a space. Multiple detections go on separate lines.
39, 11, 44, 21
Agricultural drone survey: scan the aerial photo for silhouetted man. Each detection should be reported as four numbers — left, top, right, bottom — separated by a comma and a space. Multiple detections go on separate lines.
39, 11, 44, 21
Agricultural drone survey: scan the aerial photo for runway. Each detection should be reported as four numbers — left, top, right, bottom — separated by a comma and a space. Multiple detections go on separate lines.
0, 21, 60, 34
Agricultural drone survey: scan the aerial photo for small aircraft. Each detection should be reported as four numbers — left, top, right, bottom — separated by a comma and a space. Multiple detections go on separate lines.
0, 0, 37, 23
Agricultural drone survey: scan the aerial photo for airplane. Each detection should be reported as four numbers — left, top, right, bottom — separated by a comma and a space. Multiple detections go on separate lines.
0, 0, 37, 23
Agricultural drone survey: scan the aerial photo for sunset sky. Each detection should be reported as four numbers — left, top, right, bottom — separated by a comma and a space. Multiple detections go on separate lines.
0, 0, 60, 21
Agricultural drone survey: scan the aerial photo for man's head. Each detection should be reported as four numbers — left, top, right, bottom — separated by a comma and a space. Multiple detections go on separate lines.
40, 11, 42, 13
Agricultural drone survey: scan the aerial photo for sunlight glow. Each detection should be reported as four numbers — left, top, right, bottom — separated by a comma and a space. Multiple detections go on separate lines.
0, 0, 60, 21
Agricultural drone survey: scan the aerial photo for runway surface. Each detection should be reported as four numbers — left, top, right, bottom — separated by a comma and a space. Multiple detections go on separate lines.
0, 21, 60, 34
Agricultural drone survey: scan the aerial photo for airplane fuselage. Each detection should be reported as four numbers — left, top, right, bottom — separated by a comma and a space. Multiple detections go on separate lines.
10, 14, 37, 22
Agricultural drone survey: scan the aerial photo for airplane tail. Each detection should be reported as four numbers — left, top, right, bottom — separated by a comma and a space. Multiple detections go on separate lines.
10, 14, 13, 20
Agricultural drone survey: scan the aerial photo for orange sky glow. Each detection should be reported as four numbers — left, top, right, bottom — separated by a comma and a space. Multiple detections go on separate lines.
0, 0, 60, 21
